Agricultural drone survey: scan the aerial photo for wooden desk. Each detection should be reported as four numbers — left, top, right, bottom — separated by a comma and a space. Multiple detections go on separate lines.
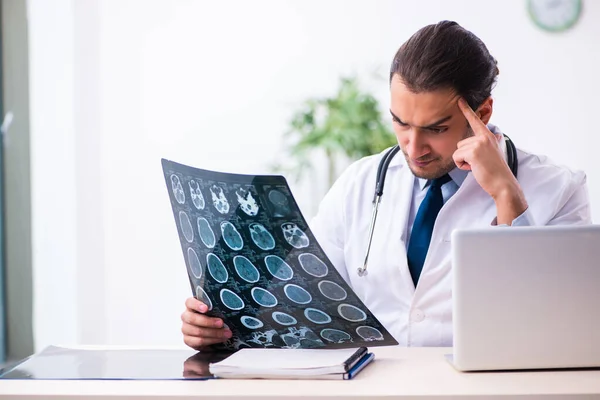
1, 346, 599, 399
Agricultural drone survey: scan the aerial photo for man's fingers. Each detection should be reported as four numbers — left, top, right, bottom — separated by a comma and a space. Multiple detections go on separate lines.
456, 135, 480, 149
453, 148, 472, 171
183, 335, 227, 351
182, 297, 231, 351
181, 309, 224, 329
181, 323, 231, 340
457, 98, 492, 138
185, 297, 208, 313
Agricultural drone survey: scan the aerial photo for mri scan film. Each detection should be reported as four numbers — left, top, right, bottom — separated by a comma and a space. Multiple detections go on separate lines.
162, 159, 398, 350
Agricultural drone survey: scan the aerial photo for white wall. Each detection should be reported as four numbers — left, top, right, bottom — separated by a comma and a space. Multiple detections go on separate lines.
28, 0, 600, 349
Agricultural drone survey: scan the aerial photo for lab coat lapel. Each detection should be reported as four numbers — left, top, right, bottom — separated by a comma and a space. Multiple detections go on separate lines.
381, 163, 417, 296
388, 165, 415, 243
346, 160, 417, 311
417, 173, 496, 290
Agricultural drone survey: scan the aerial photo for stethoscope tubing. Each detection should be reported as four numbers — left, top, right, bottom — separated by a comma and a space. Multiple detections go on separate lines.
357, 135, 518, 277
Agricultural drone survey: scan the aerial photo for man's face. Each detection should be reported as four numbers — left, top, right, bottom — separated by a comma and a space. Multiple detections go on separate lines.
389, 74, 473, 180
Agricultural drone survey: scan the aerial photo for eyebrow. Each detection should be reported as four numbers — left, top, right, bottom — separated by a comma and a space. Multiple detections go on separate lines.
389, 109, 452, 129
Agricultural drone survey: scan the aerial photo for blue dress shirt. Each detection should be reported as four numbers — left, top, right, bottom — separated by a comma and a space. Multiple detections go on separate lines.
405, 168, 532, 248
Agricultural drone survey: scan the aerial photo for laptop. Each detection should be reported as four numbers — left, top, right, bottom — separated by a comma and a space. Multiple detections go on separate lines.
448, 225, 600, 371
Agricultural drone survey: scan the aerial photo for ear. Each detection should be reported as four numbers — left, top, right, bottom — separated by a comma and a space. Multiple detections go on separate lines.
475, 97, 493, 125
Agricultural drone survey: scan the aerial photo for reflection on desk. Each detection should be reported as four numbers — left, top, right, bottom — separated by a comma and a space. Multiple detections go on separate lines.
0, 346, 233, 380
0, 347, 599, 400
183, 350, 233, 379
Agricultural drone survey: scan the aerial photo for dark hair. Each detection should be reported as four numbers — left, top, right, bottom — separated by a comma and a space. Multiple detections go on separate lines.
389, 21, 499, 110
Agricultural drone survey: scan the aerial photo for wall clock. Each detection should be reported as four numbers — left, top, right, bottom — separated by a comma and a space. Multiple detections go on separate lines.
527, 0, 583, 32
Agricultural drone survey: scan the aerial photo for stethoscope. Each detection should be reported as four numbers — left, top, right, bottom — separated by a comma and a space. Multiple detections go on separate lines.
357, 134, 518, 277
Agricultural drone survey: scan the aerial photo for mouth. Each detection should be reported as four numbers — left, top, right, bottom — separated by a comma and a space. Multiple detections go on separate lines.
411, 158, 435, 168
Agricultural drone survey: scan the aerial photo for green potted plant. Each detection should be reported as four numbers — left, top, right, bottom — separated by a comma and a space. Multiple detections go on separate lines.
276, 76, 396, 188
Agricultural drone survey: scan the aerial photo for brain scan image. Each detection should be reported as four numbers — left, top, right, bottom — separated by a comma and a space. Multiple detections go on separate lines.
284, 284, 312, 305
220, 221, 244, 251
281, 223, 309, 249
235, 188, 259, 216
298, 253, 328, 277
230, 337, 252, 350
251, 287, 278, 308
188, 179, 205, 210
264, 255, 294, 281
267, 189, 291, 217
240, 316, 264, 330
248, 223, 275, 250
356, 326, 384, 341
337, 304, 367, 322
206, 253, 229, 283
247, 329, 279, 347
320, 328, 352, 344
187, 247, 202, 279
195, 286, 213, 311
220, 288, 245, 311
197, 217, 216, 248
178, 211, 194, 242
210, 185, 230, 214
162, 158, 399, 349
317, 280, 347, 301
233, 255, 260, 283
170, 174, 185, 204
303, 308, 332, 324
280, 326, 324, 349
271, 311, 297, 326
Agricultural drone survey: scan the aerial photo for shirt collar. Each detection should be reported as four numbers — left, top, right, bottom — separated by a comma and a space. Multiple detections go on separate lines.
417, 167, 469, 191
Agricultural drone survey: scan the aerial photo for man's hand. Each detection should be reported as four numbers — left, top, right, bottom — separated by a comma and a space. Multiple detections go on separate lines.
454, 98, 528, 225
181, 297, 232, 350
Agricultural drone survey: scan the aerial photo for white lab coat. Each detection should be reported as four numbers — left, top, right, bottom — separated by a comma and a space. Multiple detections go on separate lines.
310, 136, 591, 347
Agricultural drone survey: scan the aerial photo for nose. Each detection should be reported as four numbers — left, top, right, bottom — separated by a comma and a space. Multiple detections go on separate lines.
402, 128, 428, 159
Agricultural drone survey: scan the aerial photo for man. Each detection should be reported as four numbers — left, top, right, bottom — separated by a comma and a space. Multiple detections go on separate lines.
180, 21, 591, 350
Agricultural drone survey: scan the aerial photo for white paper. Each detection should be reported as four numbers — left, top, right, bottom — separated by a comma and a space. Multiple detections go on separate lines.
209, 348, 373, 379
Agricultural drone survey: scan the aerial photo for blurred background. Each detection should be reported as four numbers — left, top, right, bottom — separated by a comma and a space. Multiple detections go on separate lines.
0, 0, 598, 362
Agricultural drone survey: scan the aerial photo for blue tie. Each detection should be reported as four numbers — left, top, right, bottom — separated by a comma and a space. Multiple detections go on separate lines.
407, 174, 451, 287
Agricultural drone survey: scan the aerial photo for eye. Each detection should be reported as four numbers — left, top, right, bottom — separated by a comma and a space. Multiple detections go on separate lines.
392, 117, 408, 127
427, 127, 448, 134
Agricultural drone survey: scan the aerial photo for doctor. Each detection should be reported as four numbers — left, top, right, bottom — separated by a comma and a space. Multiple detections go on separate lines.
180, 20, 591, 350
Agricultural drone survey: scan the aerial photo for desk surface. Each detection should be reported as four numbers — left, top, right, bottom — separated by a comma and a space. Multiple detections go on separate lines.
1, 346, 599, 399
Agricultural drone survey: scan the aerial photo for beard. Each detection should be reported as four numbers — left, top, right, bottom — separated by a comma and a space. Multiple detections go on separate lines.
402, 127, 474, 180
